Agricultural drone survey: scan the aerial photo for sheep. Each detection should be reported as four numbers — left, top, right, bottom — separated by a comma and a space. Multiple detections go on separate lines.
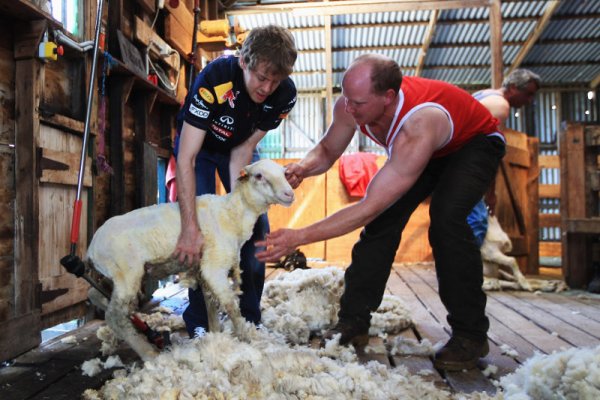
83, 159, 294, 361
482, 215, 567, 292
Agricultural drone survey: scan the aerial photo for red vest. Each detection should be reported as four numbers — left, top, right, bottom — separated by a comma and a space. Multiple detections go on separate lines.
358, 76, 502, 158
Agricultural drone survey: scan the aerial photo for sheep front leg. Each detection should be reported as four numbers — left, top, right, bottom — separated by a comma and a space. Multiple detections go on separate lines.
201, 266, 246, 340
106, 294, 158, 361
231, 264, 242, 296
484, 249, 532, 291
200, 279, 221, 333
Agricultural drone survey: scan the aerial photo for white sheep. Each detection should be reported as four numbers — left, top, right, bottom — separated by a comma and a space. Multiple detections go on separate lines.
481, 215, 532, 291
84, 159, 294, 361
482, 215, 567, 292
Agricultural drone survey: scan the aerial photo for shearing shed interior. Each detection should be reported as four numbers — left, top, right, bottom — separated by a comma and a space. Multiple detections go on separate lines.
0, 0, 599, 398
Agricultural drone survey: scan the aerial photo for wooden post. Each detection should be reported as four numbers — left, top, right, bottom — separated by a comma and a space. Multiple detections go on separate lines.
7, 19, 47, 360
324, 15, 333, 127
526, 137, 540, 274
489, 0, 503, 88
560, 122, 593, 288
109, 77, 127, 216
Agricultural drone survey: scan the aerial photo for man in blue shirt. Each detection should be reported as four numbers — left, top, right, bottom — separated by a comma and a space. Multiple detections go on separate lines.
173, 25, 297, 338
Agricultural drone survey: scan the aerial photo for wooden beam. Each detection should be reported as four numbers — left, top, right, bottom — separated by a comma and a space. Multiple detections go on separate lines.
539, 213, 561, 228
489, 0, 503, 88
324, 14, 333, 127
591, 71, 600, 89
227, 0, 489, 16
37, 147, 93, 187
539, 184, 560, 198
14, 42, 42, 321
539, 154, 560, 169
285, 16, 545, 32
165, 0, 194, 38
0, 312, 41, 363
565, 218, 600, 234
526, 137, 539, 274
14, 19, 46, 60
109, 76, 127, 217
415, 10, 439, 77
508, 0, 561, 74
165, 13, 193, 58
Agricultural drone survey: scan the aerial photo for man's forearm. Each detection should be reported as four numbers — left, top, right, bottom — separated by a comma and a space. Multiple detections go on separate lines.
176, 160, 199, 228
299, 145, 336, 177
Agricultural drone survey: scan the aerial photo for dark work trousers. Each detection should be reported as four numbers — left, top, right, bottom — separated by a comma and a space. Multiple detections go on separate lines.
181, 149, 269, 337
339, 134, 505, 341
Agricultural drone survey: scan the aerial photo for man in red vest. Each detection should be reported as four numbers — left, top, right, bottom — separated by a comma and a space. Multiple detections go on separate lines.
257, 54, 505, 371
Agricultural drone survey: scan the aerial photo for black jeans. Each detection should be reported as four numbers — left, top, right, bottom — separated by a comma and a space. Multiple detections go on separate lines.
339, 134, 505, 341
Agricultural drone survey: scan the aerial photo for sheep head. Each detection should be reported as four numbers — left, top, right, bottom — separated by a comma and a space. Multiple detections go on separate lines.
240, 159, 295, 207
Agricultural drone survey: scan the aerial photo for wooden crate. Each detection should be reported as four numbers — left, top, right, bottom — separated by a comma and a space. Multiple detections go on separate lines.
559, 123, 600, 288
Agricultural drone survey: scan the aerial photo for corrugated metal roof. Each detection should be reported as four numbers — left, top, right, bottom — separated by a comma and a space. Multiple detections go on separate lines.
541, 18, 600, 41
525, 42, 600, 64
227, 0, 600, 88
333, 11, 431, 25
426, 47, 491, 66
422, 67, 490, 85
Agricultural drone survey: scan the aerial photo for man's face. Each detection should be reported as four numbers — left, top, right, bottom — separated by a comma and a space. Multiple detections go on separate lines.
507, 81, 538, 108
341, 67, 388, 126
241, 60, 284, 104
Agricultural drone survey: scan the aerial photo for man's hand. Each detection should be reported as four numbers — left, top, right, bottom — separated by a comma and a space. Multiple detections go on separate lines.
172, 225, 205, 267
484, 190, 497, 216
256, 229, 301, 263
284, 163, 305, 189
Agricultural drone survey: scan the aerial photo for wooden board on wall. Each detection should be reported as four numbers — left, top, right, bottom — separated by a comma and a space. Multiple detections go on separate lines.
495, 129, 539, 274
269, 159, 326, 260
38, 125, 90, 316
324, 157, 433, 264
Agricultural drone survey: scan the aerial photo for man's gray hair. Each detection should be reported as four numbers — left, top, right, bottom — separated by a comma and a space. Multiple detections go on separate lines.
502, 69, 541, 90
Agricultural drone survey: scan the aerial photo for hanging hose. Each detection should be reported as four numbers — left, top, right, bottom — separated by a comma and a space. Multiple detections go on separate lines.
96, 51, 116, 174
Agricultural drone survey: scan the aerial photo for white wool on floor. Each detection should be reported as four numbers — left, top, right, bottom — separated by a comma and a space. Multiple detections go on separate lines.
83, 329, 457, 400
499, 345, 600, 399
96, 325, 119, 356
60, 335, 78, 344
80, 355, 125, 377
500, 344, 519, 358
81, 358, 103, 377
261, 267, 413, 344
138, 310, 185, 332
389, 336, 436, 356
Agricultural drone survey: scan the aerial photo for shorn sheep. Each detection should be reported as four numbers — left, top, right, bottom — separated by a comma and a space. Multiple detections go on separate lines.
482, 215, 566, 292
84, 159, 294, 361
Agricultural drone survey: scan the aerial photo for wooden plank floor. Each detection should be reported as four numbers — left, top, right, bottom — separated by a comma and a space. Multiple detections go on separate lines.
2, 262, 600, 399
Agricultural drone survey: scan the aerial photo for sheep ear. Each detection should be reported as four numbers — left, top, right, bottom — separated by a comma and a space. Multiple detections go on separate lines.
237, 167, 250, 183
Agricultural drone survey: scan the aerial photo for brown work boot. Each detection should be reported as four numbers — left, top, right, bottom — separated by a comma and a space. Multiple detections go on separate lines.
323, 320, 369, 348
433, 336, 489, 371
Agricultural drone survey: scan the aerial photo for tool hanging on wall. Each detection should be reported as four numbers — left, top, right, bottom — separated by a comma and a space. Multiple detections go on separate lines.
60, 0, 171, 352
60, 0, 105, 267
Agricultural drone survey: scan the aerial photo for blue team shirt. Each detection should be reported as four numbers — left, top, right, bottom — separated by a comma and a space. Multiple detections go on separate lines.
176, 55, 297, 154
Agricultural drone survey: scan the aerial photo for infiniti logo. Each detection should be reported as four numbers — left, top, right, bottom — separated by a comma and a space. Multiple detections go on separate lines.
220, 115, 234, 125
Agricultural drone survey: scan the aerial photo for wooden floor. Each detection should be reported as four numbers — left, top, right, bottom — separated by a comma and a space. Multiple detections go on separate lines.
2, 262, 600, 399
